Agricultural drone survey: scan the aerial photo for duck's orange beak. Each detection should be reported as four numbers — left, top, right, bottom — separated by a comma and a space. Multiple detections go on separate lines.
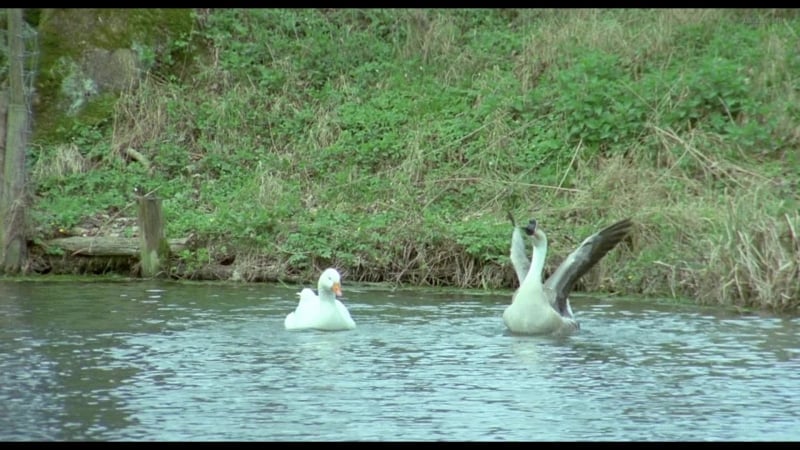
332, 282, 342, 297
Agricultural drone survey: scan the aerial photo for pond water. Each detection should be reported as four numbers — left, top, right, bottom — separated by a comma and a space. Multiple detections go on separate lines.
1, 279, 798, 441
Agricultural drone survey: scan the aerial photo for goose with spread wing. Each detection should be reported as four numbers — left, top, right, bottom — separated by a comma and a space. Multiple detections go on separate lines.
284, 268, 356, 331
503, 214, 633, 336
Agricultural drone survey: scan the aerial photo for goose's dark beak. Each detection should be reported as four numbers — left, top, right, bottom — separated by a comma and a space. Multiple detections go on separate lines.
524, 218, 537, 236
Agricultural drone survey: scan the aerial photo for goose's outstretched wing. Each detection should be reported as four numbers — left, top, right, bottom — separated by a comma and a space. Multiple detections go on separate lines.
507, 212, 531, 286
544, 218, 633, 315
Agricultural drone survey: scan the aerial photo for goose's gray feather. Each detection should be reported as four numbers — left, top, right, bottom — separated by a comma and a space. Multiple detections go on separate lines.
543, 218, 633, 317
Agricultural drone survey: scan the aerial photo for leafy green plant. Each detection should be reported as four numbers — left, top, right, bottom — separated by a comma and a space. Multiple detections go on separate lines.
25, 9, 800, 311
550, 51, 647, 152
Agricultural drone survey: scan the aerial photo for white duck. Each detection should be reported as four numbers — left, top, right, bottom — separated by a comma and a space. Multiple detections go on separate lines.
284, 267, 356, 331
503, 214, 633, 336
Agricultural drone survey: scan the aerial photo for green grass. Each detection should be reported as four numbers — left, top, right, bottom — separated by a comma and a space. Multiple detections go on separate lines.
25, 8, 800, 312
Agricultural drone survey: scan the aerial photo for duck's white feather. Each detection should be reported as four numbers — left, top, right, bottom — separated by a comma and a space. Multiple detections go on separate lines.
284, 268, 356, 331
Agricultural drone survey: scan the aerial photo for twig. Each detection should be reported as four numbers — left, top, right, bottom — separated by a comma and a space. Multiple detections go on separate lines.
557, 138, 582, 191
651, 125, 768, 184
430, 177, 584, 193
785, 212, 798, 251
124, 147, 151, 171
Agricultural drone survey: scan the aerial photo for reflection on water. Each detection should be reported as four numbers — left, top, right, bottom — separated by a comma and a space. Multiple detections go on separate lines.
1, 280, 799, 441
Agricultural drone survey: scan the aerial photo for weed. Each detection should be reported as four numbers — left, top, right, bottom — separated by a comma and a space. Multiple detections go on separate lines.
24, 9, 800, 311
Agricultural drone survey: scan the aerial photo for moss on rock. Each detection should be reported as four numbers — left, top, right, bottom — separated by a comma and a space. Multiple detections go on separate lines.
33, 8, 194, 144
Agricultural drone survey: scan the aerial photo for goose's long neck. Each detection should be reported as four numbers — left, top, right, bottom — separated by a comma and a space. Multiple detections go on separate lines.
524, 232, 548, 289
318, 285, 336, 303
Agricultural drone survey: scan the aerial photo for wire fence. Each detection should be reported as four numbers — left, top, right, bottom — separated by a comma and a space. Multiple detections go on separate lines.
1, 12, 40, 141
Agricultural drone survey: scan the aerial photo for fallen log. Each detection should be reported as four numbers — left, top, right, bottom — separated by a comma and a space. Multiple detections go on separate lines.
42, 236, 194, 257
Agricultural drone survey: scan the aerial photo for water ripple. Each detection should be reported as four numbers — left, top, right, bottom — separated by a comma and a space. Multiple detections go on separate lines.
1, 282, 799, 441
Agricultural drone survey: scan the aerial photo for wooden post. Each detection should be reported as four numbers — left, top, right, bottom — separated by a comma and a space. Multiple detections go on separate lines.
136, 191, 170, 278
2, 9, 29, 273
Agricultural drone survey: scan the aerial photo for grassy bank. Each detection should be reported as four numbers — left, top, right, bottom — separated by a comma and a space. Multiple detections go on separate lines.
28, 9, 800, 312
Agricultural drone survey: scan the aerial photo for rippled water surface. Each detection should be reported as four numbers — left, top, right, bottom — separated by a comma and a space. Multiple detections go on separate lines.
1, 280, 799, 441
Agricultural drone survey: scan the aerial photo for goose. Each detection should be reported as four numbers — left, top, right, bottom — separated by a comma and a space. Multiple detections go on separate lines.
503, 214, 633, 336
284, 268, 356, 331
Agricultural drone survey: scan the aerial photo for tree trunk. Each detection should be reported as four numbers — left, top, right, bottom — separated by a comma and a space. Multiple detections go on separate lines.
2, 8, 29, 273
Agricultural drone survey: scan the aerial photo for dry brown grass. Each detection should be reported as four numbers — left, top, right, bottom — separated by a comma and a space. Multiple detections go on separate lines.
111, 75, 170, 161
30, 143, 87, 180
515, 9, 726, 91
401, 9, 460, 66
692, 190, 799, 312
534, 126, 800, 311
